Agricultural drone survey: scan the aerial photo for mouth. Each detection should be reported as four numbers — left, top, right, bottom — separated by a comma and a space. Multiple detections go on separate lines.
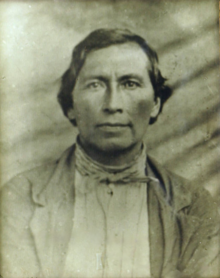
97, 122, 131, 132
97, 122, 131, 127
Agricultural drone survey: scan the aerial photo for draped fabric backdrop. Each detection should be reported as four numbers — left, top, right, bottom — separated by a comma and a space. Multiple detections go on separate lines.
0, 0, 219, 211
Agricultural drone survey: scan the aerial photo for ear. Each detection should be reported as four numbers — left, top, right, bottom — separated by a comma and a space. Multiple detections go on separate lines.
67, 108, 77, 126
150, 97, 161, 118
67, 108, 75, 120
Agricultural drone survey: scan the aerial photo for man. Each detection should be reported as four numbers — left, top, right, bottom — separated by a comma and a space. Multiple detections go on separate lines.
1, 29, 219, 278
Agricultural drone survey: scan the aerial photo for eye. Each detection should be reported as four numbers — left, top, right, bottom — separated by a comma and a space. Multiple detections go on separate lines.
87, 81, 103, 90
122, 80, 140, 90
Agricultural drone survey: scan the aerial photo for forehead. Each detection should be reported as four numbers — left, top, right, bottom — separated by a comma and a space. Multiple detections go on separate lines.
79, 42, 151, 77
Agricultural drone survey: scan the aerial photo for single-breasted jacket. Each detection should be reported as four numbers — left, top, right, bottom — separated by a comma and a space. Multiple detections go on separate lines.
1, 145, 219, 278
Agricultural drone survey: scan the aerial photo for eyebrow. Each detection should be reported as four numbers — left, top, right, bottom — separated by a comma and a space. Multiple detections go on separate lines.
83, 74, 144, 83
118, 74, 144, 83
83, 75, 109, 83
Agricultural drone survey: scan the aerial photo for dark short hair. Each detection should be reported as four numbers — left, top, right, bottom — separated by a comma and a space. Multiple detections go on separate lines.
58, 28, 172, 125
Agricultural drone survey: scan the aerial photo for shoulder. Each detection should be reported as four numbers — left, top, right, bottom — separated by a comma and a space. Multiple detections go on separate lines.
0, 161, 58, 219
148, 156, 219, 274
147, 155, 218, 220
1, 144, 76, 207
1, 157, 60, 221
1, 161, 57, 196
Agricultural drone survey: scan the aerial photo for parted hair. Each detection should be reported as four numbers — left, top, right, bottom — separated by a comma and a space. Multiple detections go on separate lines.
58, 28, 172, 125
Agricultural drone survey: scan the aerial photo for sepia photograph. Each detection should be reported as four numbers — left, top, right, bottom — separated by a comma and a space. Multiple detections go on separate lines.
0, 0, 219, 277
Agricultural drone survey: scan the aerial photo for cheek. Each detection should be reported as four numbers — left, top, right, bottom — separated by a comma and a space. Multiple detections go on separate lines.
75, 92, 100, 113
136, 99, 153, 118
74, 99, 97, 127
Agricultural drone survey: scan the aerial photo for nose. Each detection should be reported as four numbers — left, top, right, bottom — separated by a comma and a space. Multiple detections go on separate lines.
103, 83, 123, 113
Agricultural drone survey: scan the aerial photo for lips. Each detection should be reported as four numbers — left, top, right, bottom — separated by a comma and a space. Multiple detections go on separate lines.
97, 122, 131, 127
97, 122, 131, 132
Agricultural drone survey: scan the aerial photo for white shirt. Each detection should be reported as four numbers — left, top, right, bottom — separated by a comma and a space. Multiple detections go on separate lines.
63, 144, 151, 278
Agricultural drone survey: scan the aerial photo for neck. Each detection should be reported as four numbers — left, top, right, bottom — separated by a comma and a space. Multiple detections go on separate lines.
77, 138, 144, 167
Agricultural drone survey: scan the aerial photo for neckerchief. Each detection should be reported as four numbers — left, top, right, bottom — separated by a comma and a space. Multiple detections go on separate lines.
75, 141, 159, 184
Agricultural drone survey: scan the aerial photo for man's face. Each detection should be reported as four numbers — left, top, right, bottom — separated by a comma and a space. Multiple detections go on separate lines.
70, 42, 161, 152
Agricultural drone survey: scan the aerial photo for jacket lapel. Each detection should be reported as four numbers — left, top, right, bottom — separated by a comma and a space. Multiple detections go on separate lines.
30, 146, 76, 278
147, 156, 196, 277
147, 180, 164, 277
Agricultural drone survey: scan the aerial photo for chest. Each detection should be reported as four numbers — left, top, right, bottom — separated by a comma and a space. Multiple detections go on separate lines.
63, 171, 151, 277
